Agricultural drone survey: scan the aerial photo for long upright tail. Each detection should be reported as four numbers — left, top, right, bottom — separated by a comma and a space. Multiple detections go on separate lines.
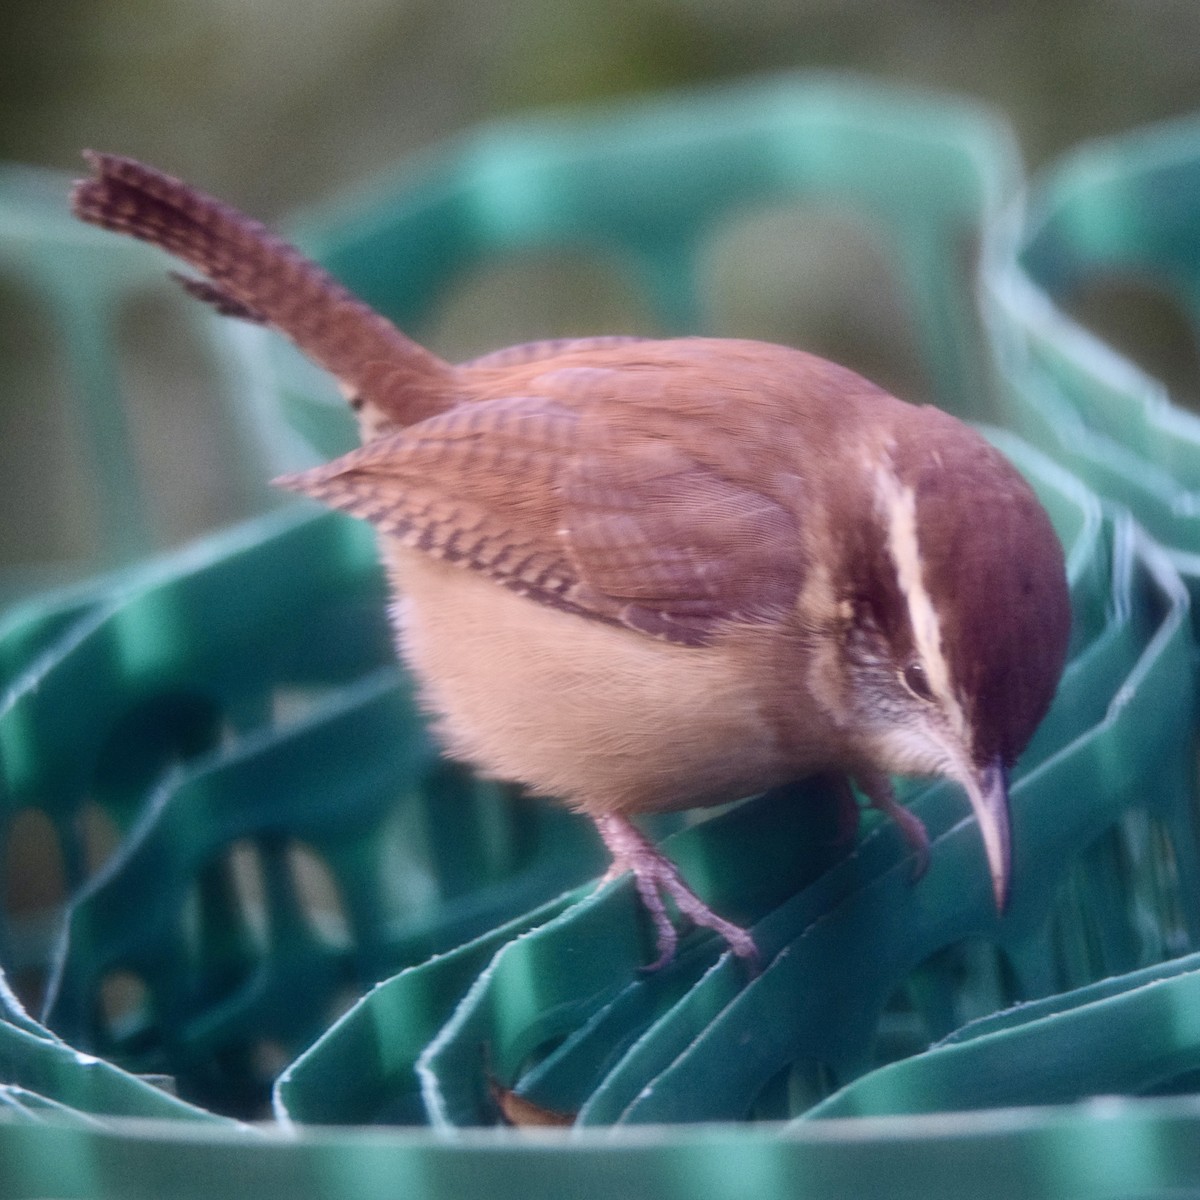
72, 152, 452, 418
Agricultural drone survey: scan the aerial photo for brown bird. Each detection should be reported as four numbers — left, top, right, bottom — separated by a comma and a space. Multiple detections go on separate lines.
72, 152, 1071, 968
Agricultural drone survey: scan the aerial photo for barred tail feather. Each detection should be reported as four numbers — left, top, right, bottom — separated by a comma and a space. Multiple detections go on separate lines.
72, 151, 451, 420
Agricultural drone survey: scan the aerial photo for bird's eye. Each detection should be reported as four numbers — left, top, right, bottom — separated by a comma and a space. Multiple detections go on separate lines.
901, 661, 935, 702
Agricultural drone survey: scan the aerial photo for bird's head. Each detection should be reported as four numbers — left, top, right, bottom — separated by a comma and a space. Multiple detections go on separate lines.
830, 407, 1071, 910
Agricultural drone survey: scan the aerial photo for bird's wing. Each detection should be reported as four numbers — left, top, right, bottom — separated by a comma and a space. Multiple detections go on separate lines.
460, 335, 651, 371
277, 357, 806, 647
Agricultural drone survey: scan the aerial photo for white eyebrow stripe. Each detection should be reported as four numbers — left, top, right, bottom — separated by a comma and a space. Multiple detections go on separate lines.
874, 460, 969, 744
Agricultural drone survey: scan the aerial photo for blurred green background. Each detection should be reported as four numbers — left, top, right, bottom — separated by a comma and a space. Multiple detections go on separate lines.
7, 0, 1200, 210
2, 0, 1199, 584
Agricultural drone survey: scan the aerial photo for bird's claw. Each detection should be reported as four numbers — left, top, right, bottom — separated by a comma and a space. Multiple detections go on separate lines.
595, 814, 759, 970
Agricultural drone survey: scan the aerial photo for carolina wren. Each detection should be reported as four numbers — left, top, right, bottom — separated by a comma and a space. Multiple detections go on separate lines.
72, 152, 1071, 967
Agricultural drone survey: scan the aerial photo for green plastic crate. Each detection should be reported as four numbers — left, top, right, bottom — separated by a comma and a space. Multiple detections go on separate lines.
3, 74, 1200, 1199
985, 110, 1200, 609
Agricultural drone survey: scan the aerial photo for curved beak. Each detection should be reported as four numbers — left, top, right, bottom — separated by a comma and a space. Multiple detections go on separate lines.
961, 757, 1012, 913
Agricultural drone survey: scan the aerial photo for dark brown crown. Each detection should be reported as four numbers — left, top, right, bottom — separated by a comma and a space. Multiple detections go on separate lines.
895, 409, 1071, 766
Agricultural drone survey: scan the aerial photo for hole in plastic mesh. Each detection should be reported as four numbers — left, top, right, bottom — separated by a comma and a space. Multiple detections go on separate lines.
99, 969, 150, 1043
271, 686, 334, 730
1066, 274, 1200, 413
91, 692, 223, 817
1039, 815, 1189, 995
75, 800, 123, 880
1115, 809, 1195, 962
252, 1038, 293, 1082
226, 839, 269, 949
881, 939, 1020, 1059
747, 1059, 839, 1121
7, 965, 48, 1017
116, 289, 251, 546
379, 765, 544, 911
3, 808, 66, 917
2, 808, 66, 1013
287, 842, 351, 947
701, 202, 932, 402
0, 278, 96, 568
426, 249, 661, 363
515, 1033, 571, 1083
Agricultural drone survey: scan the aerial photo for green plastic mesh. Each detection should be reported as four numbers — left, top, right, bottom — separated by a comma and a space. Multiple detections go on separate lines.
2, 74, 1200, 1198
986, 110, 1200, 608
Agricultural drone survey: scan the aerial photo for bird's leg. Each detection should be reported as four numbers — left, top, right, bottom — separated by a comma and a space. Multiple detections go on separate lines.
827, 773, 863, 849
854, 770, 931, 881
593, 813, 759, 970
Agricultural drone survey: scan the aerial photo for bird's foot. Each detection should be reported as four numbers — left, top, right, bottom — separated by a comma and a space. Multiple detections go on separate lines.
856, 772, 931, 881
594, 814, 759, 971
